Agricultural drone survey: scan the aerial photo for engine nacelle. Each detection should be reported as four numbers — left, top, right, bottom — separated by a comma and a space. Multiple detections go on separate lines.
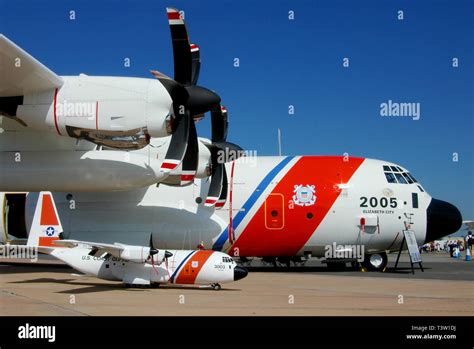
13, 76, 172, 149
116, 245, 151, 263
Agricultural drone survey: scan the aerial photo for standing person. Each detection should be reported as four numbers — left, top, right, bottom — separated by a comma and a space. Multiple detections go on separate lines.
448, 240, 454, 257
465, 231, 473, 260
466, 231, 473, 251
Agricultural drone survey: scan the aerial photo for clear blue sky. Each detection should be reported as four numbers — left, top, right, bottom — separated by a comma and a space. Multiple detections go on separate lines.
1, 0, 473, 227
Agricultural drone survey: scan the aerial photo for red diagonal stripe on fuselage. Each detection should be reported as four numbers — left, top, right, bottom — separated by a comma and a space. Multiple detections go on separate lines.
228, 156, 365, 256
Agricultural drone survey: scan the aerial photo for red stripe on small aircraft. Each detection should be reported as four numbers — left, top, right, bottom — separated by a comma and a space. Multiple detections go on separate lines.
175, 250, 214, 284
228, 156, 365, 257
53, 88, 61, 136
40, 194, 59, 226
38, 237, 60, 247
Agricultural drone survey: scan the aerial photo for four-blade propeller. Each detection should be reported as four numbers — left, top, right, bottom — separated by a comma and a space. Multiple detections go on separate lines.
152, 8, 220, 181
152, 8, 243, 207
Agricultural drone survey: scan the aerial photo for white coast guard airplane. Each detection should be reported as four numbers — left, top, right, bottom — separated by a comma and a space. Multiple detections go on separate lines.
20, 192, 247, 289
0, 8, 462, 271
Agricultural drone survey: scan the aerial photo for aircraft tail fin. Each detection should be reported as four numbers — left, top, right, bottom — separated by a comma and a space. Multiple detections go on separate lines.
26, 192, 63, 247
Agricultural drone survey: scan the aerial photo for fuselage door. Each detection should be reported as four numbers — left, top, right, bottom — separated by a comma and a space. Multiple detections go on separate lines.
264, 193, 285, 230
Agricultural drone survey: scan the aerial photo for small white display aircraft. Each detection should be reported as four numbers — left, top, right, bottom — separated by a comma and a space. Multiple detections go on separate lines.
22, 192, 247, 289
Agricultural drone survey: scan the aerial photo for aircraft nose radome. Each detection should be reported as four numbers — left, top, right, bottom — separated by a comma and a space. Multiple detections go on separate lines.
425, 198, 462, 243
233, 266, 248, 281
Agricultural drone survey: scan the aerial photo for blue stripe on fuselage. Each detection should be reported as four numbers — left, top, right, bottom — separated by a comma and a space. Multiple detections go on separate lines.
169, 250, 195, 283
212, 156, 295, 251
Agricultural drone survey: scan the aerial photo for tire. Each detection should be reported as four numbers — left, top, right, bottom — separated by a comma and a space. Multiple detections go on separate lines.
362, 252, 388, 271
212, 283, 221, 291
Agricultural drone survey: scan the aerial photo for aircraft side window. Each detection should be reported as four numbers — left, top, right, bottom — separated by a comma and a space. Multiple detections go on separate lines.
384, 172, 397, 183
395, 173, 407, 184
402, 172, 414, 184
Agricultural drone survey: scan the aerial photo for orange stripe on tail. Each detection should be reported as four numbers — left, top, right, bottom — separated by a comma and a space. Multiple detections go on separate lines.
40, 194, 59, 226
38, 237, 60, 247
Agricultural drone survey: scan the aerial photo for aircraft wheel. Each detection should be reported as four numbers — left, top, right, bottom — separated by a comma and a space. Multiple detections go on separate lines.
362, 252, 388, 272
211, 283, 221, 291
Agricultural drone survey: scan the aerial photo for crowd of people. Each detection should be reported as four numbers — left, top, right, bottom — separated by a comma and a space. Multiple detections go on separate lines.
419, 231, 472, 258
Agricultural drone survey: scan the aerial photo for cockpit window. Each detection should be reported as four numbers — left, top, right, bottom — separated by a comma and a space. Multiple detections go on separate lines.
407, 172, 418, 183
222, 257, 233, 263
402, 172, 414, 184
395, 173, 407, 184
383, 165, 417, 184
385, 172, 397, 183
390, 166, 400, 172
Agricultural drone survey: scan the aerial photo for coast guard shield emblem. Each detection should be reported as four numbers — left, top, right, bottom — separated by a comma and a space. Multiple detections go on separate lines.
293, 185, 316, 206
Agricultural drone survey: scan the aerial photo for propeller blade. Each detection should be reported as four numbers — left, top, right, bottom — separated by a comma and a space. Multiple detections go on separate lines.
205, 163, 224, 207
179, 117, 199, 185
190, 43, 201, 86
160, 104, 190, 173
212, 141, 244, 163
184, 85, 220, 115
167, 8, 192, 85
211, 105, 228, 142
149, 234, 154, 249
215, 165, 228, 209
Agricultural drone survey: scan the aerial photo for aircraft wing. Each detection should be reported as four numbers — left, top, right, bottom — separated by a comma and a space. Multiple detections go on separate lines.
53, 239, 125, 255
53, 239, 123, 251
53, 240, 151, 263
0, 34, 63, 97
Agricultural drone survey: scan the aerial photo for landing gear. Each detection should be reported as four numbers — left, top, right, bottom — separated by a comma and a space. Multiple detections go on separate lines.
362, 252, 388, 272
211, 283, 221, 291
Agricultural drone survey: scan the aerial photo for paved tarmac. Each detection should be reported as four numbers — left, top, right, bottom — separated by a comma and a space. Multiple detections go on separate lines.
0, 253, 472, 316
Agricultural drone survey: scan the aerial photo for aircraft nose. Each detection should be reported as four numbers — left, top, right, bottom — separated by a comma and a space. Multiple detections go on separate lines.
425, 198, 462, 243
233, 266, 248, 281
